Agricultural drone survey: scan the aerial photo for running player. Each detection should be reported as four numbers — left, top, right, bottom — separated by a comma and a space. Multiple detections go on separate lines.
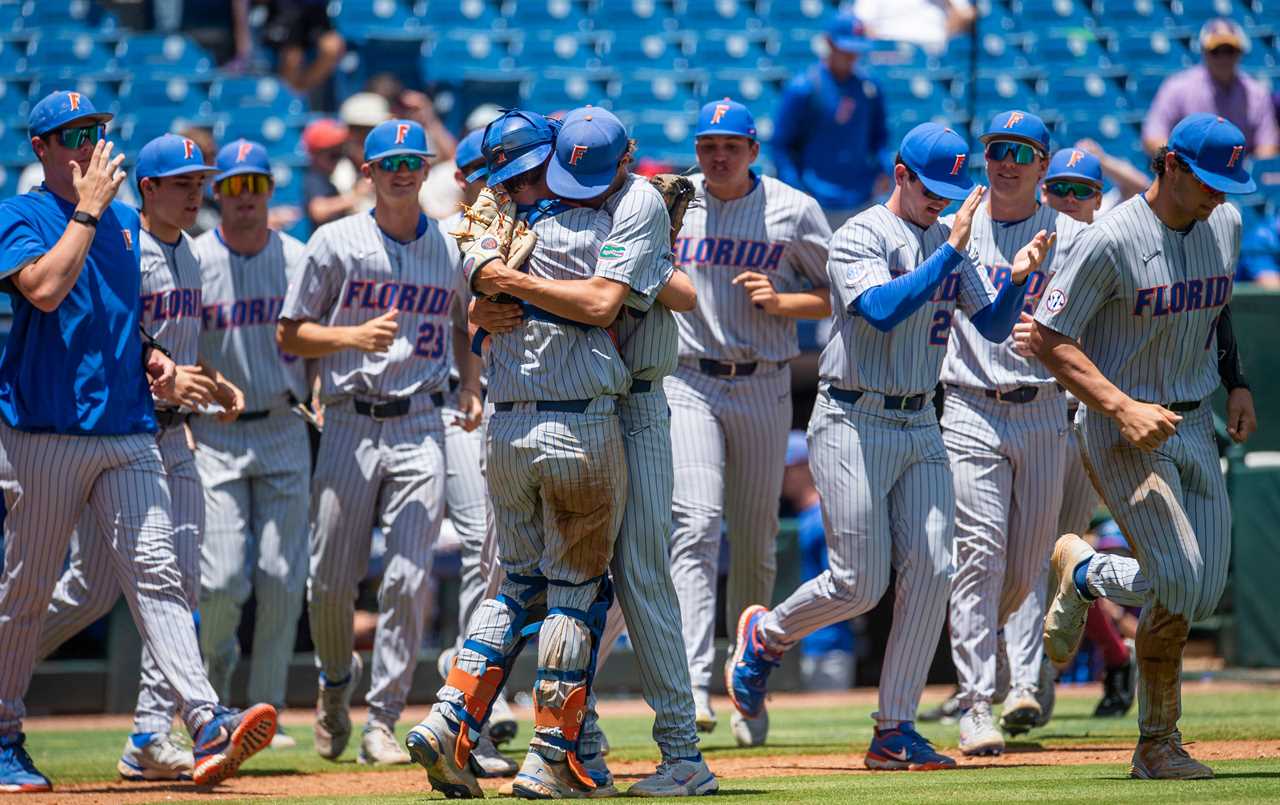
727, 122, 1054, 771
278, 118, 481, 765
1034, 114, 1257, 779
668, 97, 832, 746
190, 139, 311, 749
0, 90, 275, 792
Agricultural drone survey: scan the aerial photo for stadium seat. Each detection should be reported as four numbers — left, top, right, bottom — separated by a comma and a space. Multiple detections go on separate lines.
333, 0, 420, 40
1009, 0, 1094, 27
121, 77, 211, 119
1250, 156, 1280, 204
515, 30, 605, 69
1090, 0, 1174, 31
676, 0, 756, 28
410, 0, 497, 28
1110, 30, 1194, 69
1029, 30, 1109, 68
697, 29, 775, 69
605, 31, 689, 68
20, 0, 109, 33
114, 34, 213, 76
752, 0, 828, 25
209, 76, 305, 118
25, 34, 117, 77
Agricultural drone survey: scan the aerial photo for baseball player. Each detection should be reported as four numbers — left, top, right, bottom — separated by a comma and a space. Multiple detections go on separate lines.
278, 118, 481, 765
405, 109, 632, 800
668, 97, 832, 746
32, 132, 248, 781
0, 91, 275, 793
728, 122, 1055, 771
463, 107, 716, 796
1034, 114, 1257, 779
434, 128, 520, 776
937, 111, 1090, 755
189, 139, 311, 750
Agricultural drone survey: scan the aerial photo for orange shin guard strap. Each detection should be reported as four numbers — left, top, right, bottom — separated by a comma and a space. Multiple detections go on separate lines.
446, 664, 504, 768
533, 685, 594, 789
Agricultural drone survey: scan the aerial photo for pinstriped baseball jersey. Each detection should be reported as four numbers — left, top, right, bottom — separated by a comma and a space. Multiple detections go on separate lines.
281, 211, 465, 402
941, 206, 1089, 390
673, 174, 831, 362
192, 229, 309, 412
482, 206, 629, 403
138, 229, 202, 368
1035, 196, 1239, 402
821, 204, 997, 396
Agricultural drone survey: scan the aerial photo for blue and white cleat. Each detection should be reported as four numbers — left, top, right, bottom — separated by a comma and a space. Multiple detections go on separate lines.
726, 604, 780, 720
0, 733, 51, 793
192, 703, 278, 786
406, 709, 483, 799
864, 722, 956, 771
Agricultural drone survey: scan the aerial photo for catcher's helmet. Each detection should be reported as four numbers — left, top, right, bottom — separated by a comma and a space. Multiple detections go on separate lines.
483, 109, 556, 187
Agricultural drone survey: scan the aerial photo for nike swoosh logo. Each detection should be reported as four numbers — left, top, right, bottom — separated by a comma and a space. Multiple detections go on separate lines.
674, 773, 696, 785
883, 748, 910, 762
196, 726, 229, 753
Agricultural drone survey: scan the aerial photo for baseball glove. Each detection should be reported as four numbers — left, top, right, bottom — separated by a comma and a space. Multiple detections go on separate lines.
453, 187, 537, 299
648, 173, 696, 246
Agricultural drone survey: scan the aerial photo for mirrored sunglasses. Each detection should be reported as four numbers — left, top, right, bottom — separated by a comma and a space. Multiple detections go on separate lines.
377, 155, 425, 172
985, 140, 1040, 165
217, 174, 272, 197
55, 124, 105, 149
1045, 181, 1099, 200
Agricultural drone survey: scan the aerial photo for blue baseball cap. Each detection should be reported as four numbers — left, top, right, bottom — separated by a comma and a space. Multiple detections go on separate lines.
136, 134, 216, 181
28, 89, 112, 137
456, 129, 488, 182
483, 109, 556, 187
1167, 113, 1256, 194
214, 138, 272, 181
899, 122, 974, 201
695, 98, 757, 140
364, 118, 434, 162
546, 106, 628, 200
826, 11, 871, 53
1046, 147, 1103, 187
980, 110, 1051, 155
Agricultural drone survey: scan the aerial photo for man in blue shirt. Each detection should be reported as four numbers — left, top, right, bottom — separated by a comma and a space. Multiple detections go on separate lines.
0, 90, 276, 792
772, 11, 889, 228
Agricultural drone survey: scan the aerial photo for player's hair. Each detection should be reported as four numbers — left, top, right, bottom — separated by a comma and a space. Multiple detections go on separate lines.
1150, 146, 1190, 177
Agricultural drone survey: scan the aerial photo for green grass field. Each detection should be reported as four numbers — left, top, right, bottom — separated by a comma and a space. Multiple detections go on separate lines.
22, 687, 1280, 804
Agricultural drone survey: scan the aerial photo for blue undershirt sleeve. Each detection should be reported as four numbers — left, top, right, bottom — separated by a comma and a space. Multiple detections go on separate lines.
969, 278, 1029, 342
852, 242, 963, 332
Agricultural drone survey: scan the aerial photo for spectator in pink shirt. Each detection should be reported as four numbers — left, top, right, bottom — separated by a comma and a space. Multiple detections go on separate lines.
1142, 18, 1278, 158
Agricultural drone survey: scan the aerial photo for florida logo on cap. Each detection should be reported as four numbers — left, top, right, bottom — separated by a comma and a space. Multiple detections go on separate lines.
236, 141, 253, 162
710, 104, 731, 125
951, 154, 967, 176
1066, 150, 1084, 168
68, 92, 81, 111
568, 144, 589, 166
1004, 111, 1025, 128
395, 123, 410, 144
183, 138, 195, 159
1227, 145, 1243, 169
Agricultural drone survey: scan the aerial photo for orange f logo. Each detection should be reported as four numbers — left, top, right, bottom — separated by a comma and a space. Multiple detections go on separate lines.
950, 154, 967, 176
1066, 149, 1084, 168
1227, 145, 1243, 168
1004, 111, 1025, 128
121, 229, 133, 250
710, 104, 730, 125
395, 124, 410, 144
183, 138, 195, 159
235, 142, 253, 162
67, 92, 81, 111
568, 145, 589, 166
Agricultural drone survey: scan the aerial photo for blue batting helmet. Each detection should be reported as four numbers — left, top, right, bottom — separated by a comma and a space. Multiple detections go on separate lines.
482, 109, 556, 187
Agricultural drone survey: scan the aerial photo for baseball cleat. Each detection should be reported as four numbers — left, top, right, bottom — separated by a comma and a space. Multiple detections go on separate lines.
1130, 733, 1214, 780
994, 630, 1011, 705
580, 752, 619, 797
627, 755, 719, 797
469, 734, 518, 778
315, 652, 363, 760
729, 710, 768, 747
192, 703, 278, 786
1033, 654, 1058, 728
726, 604, 780, 720
1000, 687, 1042, 736
405, 709, 483, 798
489, 693, 519, 746
510, 748, 597, 799
117, 732, 194, 781
917, 688, 962, 724
359, 722, 411, 765
0, 733, 51, 793
1044, 534, 1095, 665
1095, 653, 1136, 717
864, 722, 956, 771
692, 687, 717, 733
959, 703, 1005, 756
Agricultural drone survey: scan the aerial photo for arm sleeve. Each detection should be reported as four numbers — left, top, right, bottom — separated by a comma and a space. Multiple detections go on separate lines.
1033, 226, 1120, 339
771, 78, 809, 189
594, 185, 669, 308
280, 230, 343, 323
969, 278, 1030, 341
788, 198, 834, 289
854, 242, 965, 332
1216, 304, 1248, 391
0, 200, 49, 279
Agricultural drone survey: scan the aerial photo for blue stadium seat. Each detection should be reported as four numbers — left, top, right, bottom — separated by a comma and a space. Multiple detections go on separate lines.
21, 0, 106, 33
353, 32, 431, 87
696, 30, 775, 69
0, 120, 32, 164
605, 31, 687, 68
121, 77, 211, 119
768, 29, 821, 69
0, 6, 25, 34
591, 0, 679, 30
1090, 0, 1174, 31
1029, 30, 1109, 68
752, 0, 828, 25
411, 0, 497, 28
975, 32, 1031, 71
974, 72, 1035, 106
676, 0, 755, 27
1009, 0, 1094, 27
333, 0, 420, 40
705, 67, 787, 106
1048, 70, 1128, 106
1250, 156, 1280, 203
515, 30, 605, 69
1125, 66, 1175, 101
114, 114, 178, 154
1110, 30, 1195, 69
209, 77, 305, 118
114, 34, 213, 76
0, 40, 26, 76
1168, 0, 1244, 21
613, 74, 698, 113
25, 34, 117, 77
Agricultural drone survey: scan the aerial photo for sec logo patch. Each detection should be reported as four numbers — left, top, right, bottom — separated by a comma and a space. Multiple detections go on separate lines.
480, 237, 499, 250
1044, 288, 1068, 313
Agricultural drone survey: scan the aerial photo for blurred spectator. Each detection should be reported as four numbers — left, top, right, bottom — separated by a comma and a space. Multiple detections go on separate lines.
852, 0, 976, 53
326, 91, 388, 216
1142, 19, 1278, 158
301, 118, 360, 228
260, 0, 347, 95
772, 11, 888, 229
1239, 213, 1280, 288
783, 432, 857, 691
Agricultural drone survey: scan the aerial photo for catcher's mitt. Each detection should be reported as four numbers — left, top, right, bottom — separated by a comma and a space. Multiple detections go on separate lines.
648, 173, 696, 246
454, 187, 537, 298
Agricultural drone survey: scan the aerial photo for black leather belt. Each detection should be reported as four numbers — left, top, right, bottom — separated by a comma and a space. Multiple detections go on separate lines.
353, 392, 444, 421
981, 384, 1062, 404
494, 399, 593, 413
154, 409, 190, 428
829, 386, 928, 411
238, 409, 272, 422
630, 379, 653, 394
699, 359, 757, 377
1167, 400, 1201, 413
